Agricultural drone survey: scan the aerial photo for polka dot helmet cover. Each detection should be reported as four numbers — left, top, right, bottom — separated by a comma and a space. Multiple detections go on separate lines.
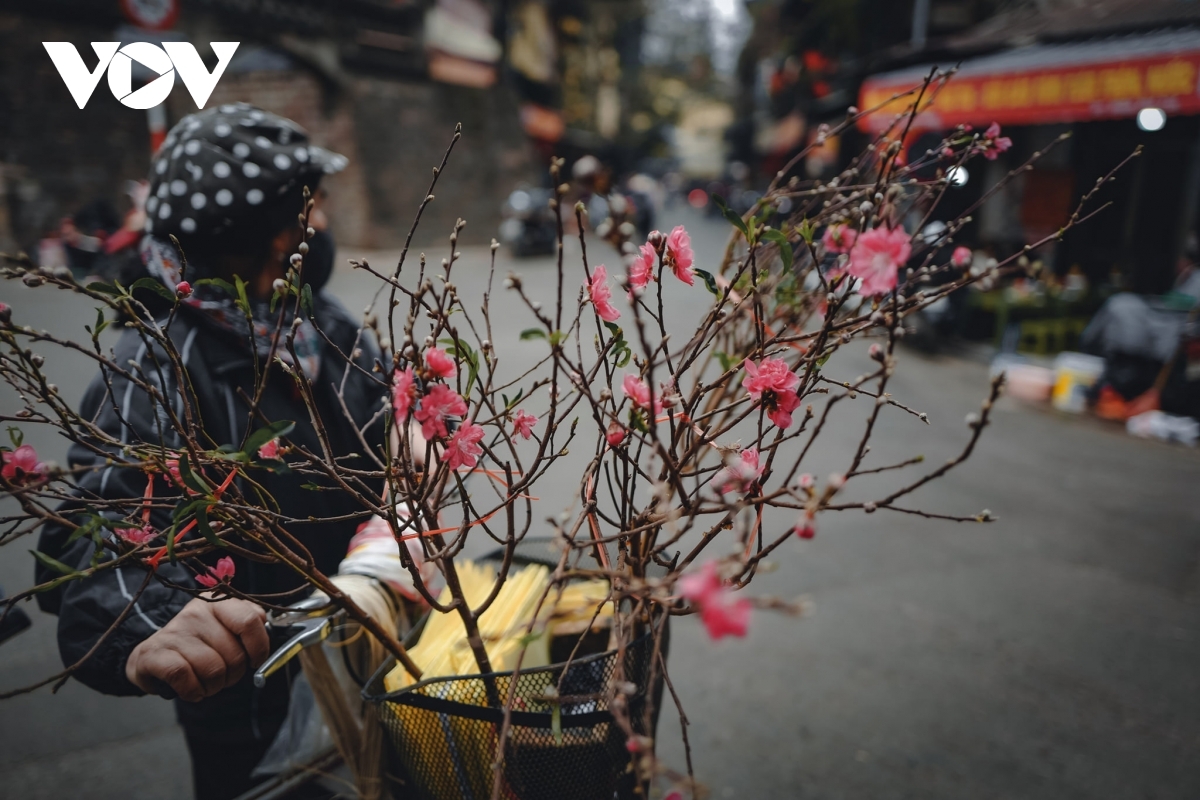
145, 102, 348, 240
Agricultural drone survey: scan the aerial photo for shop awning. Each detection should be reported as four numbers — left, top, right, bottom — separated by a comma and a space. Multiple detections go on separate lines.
858, 28, 1200, 133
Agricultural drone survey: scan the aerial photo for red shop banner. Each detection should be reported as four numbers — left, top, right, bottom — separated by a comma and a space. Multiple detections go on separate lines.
858, 51, 1200, 134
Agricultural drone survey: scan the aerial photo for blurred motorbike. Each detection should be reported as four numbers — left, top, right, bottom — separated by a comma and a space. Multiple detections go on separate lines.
499, 187, 557, 257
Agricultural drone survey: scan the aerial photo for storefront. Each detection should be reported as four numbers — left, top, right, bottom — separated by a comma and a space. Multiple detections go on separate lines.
858, 28, 1200, 295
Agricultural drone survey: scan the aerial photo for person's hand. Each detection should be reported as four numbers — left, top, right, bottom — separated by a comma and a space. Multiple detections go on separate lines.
125, 596, 269, 702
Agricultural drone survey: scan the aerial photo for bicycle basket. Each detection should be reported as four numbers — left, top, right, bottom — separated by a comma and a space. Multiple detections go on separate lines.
363, 616, 668, 800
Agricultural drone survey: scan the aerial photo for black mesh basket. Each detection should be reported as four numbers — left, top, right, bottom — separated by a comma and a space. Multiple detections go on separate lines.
363, 617, 667, 800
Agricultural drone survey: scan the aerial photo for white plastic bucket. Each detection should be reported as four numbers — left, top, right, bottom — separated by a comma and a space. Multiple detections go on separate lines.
1052, 352, 1105, 413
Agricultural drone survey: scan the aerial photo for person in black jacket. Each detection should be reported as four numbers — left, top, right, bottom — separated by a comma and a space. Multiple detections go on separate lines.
35, 104, 386, 800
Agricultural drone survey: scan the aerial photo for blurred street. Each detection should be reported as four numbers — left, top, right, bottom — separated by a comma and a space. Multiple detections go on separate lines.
1, 209, 1198, 799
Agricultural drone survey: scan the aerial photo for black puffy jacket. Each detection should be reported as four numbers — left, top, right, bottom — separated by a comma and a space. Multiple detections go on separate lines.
36, 290, 387, 735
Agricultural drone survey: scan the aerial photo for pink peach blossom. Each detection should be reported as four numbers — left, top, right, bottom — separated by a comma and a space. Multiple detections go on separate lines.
678, 561, 751, 640
446, 422, 485, 470
119, 525, 158, 545
848, 226, 910, 296
588, 264, 621, 322
605, 422, 627, 448
512, 409, 538, 440
414, 384, 468, 440
767, 389, 802, 429
392, 366, 418, 424
981, 122, 1012, 160
741, 358, 799, 401
257, 439, 280, 460
742, 357, 802, 429
424, 347, 457, 380
822, 223, 858, 254
665, 226, 694, 285
1, 444, 44, 485
712, 447, 764, 494
622, 374, 663, 413
196, 556, 235, 588
628, 242, 656, 296
794, 517, 816, 540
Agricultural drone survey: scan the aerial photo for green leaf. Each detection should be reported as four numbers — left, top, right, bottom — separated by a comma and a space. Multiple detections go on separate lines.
31, 550, 76, 576
300, 284, 314, 316
629, 408, 649, 434
6, 426, 23, 448
244, 420, 296, 457
548, 330, 566, 348
520, 328, 546, 341
715, 351, 734, 373
712, 194, 749, 238
233, 276, 251, 316
441, 337, 480, 396
797, 218, 816, 245
502, 389, 524, 411
693, 268, 720, 297
196, 277, 238, 296
176, 453, 210, 496
86, 281, 123, 296
130, 277, 176, 301
165, 521, 179, 564
93, 307, 110, 336
172, 497, 207, 523
760, 229, 794, 271
816, 351, 832, 368
614, 346, 632, 368
602, 320, 623, 339
66, 515, 104, 545
195, 506, 225, 548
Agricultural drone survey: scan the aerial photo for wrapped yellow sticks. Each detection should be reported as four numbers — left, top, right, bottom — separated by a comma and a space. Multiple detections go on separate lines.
384, 561, 612, 693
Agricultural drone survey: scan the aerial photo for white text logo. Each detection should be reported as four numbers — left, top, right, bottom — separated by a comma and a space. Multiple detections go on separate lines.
42, 42, 239, 110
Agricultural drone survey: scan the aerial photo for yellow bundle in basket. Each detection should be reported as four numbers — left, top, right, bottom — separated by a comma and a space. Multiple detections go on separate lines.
384, 561, 612, 693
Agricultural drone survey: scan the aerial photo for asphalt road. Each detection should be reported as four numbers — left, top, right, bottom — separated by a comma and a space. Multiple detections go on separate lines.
1, 209, 1198, 799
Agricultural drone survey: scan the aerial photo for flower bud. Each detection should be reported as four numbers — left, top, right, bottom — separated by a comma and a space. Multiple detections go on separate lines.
289, 253, 303, 267
273, 278, 288, 294
298, 242, 309, 255
176, 281, 193, 297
